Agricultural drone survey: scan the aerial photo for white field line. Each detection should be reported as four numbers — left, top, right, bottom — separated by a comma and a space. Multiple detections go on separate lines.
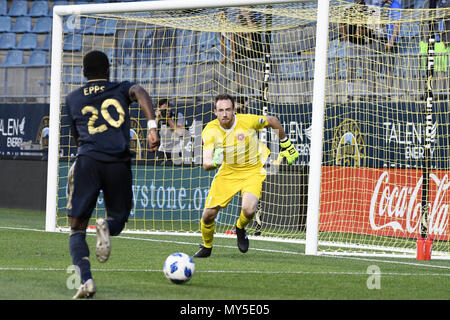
0, 266, 448, 277
1, 226, 450, 271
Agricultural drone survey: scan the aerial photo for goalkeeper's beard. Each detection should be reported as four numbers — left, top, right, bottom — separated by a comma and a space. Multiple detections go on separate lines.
219, 115, 234, 129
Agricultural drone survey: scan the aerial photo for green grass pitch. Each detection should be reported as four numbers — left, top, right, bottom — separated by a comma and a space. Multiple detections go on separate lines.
0, 208, 449, 303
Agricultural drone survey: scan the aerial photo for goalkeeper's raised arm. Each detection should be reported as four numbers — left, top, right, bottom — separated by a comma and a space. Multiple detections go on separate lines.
265, 116, 300, 165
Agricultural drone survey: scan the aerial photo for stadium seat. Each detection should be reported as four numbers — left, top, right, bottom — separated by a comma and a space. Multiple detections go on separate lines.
177, 46, 194, 64
0, 16, 12, 33
1, 50, 24, 66
39, 34, 51, 51
17, 33, 38, 50
116, 67, 133, 81
154, 63, 172, 83
8, 0, 28, 17
50, 1, 69, 16
92, 19, 117, 36
83, 17, 116, 35
63, 34, 82, 51
12, 16, 32, 33
136, 68, 152, 83
277, 60, 305, 81
0, 33, 17, 50
0, 0, 7, 15
32, 17, 52, 34
28, 1, 49, 17
63, 66, 83, 84
118, 33, 134, 64
27, 50, 47, 66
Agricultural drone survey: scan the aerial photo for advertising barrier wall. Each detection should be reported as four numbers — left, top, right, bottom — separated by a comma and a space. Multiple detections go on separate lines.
0, 104, 49, 159
320, 167, 449, 241
2, 101, 448, 238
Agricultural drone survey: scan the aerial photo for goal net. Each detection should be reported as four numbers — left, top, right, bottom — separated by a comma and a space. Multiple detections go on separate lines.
46, 0, 449, 258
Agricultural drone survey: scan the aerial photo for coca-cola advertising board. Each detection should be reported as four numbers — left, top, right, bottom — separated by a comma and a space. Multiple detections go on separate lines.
320, 167, 449, 241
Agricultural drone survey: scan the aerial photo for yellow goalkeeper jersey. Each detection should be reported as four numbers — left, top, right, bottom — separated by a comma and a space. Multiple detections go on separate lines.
202, 114, 270, 171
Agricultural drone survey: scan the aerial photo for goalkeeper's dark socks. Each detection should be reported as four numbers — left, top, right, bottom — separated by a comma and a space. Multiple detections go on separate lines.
69, 231, 92, 283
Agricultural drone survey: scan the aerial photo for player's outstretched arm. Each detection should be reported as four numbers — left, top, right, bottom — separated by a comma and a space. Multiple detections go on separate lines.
266, 116, 299, 165
203, 148, 223, 171
129, 84, 160, 152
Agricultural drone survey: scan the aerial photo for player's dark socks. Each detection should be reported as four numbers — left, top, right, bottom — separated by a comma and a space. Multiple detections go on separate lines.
193, 245, 212, 258
69, 231, 92, 283
235, 225, 249, 253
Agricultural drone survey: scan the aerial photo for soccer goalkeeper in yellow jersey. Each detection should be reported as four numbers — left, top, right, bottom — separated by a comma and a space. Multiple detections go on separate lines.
193, 93, 299, 258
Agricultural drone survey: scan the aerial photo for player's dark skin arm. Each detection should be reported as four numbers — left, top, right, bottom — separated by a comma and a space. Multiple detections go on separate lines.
129, 84, 160, 152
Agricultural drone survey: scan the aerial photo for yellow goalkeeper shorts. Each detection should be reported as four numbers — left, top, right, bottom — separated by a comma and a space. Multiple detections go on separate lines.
204, 165, 267, 209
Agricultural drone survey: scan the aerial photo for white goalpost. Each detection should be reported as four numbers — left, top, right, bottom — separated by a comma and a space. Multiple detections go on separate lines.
45, 0, 450, 259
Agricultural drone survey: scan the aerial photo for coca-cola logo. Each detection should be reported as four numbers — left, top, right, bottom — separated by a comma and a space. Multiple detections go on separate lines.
369, 171, 449, 236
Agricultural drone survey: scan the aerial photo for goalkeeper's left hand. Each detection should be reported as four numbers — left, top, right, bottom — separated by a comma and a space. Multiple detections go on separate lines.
213, 148, 224, 168
277, 138, 299, 165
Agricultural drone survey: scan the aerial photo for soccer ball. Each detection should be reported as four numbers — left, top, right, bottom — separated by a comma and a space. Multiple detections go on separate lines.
163, 252, 195, 284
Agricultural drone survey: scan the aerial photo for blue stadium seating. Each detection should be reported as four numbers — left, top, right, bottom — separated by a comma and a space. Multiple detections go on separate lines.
39, 34, 51, 50
12, 16, 32, 33
50, 1, 69, 16
32, 17, 52, 34
90, 19, 117, 36
8, 0, 28, 17
0, 33, 16, 49
116, 67, 133, 81
83, 17, 116, 35
0, 0, 7, 15
154, 63, 172, 83
17, 33, 38, 50
81, 17, 96, 34
277, 59, 306, 81
63, 66, 83, 84
1, 50, 24, 66
136, 68, 152, 83
0, 16, 12, 32
63, 34, 82, 51
28, 1, 49, 17
27, 50, 47, 66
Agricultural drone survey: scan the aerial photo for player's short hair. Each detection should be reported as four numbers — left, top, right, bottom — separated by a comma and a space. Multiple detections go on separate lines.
158, 98, 169, 107
83, 50, 109, 79
214, 93, 235, 109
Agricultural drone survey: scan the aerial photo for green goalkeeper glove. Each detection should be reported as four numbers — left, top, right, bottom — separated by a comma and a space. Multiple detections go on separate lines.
277, 138, 299, 165
213, 148, 223, 168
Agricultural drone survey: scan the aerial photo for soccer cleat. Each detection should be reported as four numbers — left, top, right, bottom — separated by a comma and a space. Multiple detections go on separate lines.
72, 278, 96, 299
95, 218, 111, 263
235, 224, 249, 253
193, 245, 212, 258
